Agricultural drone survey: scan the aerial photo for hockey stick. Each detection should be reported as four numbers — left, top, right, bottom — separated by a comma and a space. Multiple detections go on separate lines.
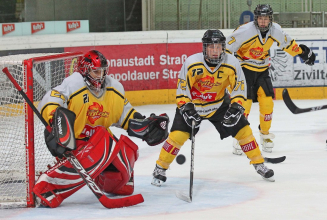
282, 88, 327, 114
2, 67, 144, 209
175, 120, 195, 203
264, 156, 286, 164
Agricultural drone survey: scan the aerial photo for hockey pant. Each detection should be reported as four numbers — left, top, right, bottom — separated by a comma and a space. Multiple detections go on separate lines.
33, 127, 138, 208
156, 125, 264, 169
244, 87, 274, 135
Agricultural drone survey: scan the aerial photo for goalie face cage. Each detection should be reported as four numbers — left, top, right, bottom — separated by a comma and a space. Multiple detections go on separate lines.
0, 52, 83, 208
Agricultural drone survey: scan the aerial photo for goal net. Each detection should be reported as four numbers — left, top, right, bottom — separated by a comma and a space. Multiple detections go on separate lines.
0, 52, 83, 208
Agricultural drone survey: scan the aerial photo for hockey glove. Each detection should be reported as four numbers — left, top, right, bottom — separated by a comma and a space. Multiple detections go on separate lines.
222, 102, 245, 127
298, 44, 315, 66
179, 102, 202, 128
128, 113, 169, 146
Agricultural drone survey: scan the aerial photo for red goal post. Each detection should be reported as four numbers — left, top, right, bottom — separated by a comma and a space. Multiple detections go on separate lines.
0, 52, 83, 208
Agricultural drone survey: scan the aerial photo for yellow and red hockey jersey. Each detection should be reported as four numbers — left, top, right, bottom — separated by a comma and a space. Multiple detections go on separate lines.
226, 21, 303, 72
176, 52, 247, 118
38, 72, 137, 139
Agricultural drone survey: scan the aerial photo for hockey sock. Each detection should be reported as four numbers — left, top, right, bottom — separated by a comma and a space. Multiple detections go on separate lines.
235, 125, 264, 164
156, 131, 188, 169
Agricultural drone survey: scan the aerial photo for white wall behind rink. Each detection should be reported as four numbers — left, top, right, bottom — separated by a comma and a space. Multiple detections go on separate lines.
0, 28, 326, 51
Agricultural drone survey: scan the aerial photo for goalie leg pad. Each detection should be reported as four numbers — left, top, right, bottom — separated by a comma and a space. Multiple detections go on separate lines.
33, 127, 119, 208
95, 135, 138, 195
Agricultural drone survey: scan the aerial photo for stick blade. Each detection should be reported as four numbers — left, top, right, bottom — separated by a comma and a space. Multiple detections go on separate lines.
264, 156, 286, 164
99, 193, 144, 209
175, 191, 192, 203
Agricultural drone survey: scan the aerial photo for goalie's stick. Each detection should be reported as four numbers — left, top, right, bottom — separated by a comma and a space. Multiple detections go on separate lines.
175, 120, 195, 203
283, 88, 327, 114
2, 67, 144, 209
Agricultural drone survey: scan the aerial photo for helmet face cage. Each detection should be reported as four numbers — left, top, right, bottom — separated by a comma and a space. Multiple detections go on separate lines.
78, 50, 109, 92
254, 4, 273, 32
202, 30, 226, 65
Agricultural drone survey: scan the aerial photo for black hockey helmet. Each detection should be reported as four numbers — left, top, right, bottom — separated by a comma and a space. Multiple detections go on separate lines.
202, 29, 226, 65
254, 4, 273, 32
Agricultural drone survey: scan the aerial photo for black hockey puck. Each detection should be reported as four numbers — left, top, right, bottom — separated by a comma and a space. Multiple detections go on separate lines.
176, 154, 186, 165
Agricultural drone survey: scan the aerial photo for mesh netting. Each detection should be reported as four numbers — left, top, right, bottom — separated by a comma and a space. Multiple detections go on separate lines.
0, 53, 82, 208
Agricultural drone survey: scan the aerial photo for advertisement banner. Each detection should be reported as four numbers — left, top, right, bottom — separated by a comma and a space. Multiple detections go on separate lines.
65, 43, 202, 91
270, 40, 327, 88
1, 23, 22, 37
22, 21, 56, 35
55, 20, 89, 34
0, 20, 89, 37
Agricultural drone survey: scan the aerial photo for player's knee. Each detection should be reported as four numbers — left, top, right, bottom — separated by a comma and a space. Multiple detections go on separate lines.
168, 131, 189, 146
234, 125, 253, 141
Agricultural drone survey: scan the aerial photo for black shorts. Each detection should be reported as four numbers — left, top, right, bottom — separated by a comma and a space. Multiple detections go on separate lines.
170, 93, 249, 140
243, 67, 275, 102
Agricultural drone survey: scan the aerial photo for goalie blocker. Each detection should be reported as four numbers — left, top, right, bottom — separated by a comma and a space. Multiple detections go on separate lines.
34, 108, 140, 208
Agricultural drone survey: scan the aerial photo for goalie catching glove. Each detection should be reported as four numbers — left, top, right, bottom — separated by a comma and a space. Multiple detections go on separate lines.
298, 44, 315, 66
128, 113, 169, 146
44, 107, 77, 158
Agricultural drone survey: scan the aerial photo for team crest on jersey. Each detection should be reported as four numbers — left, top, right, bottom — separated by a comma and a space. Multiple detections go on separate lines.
249, 47, 264, 58
86, 102, 109, 124
196, 75, 221, 92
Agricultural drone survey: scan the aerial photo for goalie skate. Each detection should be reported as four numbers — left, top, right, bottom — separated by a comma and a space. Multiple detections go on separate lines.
232, 138, 242, 155
151, 164, 167, 187
253, 163, 275, 182
260, 133, 275, 153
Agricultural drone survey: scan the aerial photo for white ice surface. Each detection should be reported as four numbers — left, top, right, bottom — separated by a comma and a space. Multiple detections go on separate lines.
2, 100, 327, 220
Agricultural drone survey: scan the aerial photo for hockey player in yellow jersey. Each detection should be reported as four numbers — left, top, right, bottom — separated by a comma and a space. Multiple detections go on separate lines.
151, 29, 275, 186
34, 50, 169, 207
226, 4, 316, 155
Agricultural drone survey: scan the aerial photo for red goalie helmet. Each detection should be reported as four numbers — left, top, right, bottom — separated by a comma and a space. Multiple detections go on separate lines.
78, 50, 109, 92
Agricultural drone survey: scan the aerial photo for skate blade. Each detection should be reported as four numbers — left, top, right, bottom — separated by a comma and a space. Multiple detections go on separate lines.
232, 149, 242, 155
151, 178, 163, 187
262, 147, 273, 153
175, 191, 192, 203
262, 176, 275, 182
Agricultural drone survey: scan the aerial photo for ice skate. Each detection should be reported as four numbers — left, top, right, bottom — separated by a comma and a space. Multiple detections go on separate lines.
151, 164, 167, 187
260, 133, 275, 153
253, 163, 275, 182
232, 138, 242, 155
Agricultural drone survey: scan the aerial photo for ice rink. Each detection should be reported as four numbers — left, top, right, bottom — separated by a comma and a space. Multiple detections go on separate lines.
2, 99, 327, 220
